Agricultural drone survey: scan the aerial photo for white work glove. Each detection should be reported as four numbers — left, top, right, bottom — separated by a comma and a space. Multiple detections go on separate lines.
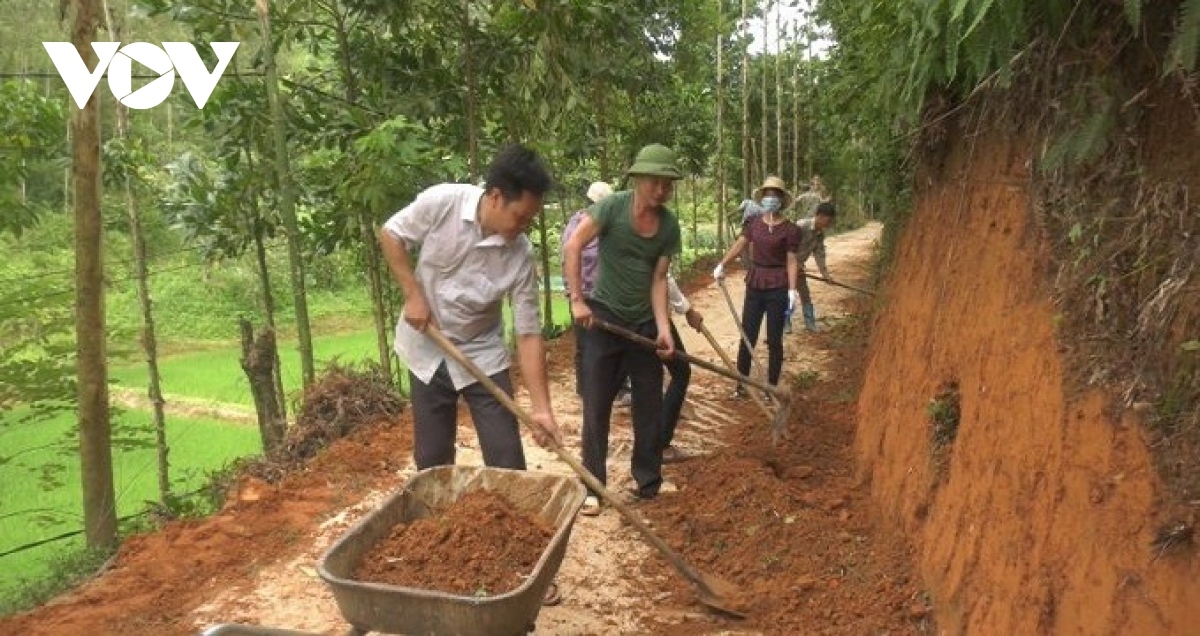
788, 289, 799, 313
712, 263, 725, 281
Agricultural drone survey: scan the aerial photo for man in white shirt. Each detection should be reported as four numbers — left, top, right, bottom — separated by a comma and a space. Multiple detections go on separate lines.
378, 144, 562, 470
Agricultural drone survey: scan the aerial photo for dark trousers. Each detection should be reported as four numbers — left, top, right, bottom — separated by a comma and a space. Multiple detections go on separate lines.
409, 363, 526, 470
580, 301, 664, 498
660, 321, 691, 450
577, 322, 685, 446
797, 273, 813, 304
573, 323, 588, 396
737, 287, 788, 385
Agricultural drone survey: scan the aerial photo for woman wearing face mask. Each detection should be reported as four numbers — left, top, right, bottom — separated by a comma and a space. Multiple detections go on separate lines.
711, 176, 801, 396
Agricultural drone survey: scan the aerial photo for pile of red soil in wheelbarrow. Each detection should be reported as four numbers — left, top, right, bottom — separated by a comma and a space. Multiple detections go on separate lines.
353, 489, 554, 596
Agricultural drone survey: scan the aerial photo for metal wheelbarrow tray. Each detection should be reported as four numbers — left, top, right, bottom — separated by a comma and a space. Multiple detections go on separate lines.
318, 465, 585, 635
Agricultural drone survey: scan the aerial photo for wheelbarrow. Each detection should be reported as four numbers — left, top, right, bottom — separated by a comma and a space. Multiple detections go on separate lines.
201, 465, 585, 636
321, 465, 584, 635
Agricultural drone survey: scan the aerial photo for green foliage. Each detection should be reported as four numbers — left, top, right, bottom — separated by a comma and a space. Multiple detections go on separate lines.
0, 543, 113, 617
1124, 0, 1143, 31
0, 229, 76, 421
927, 382, 961, 447
305, 115, 454, 254
101, 136, 157, 190
1040, 80, 1118, 173
1167, 0, 1200, 72
892, 0, 1035, 118
160, 151, 269, 260
0, 80, 66, 237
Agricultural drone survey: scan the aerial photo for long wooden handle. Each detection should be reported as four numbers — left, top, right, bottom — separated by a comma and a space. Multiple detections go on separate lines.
716, 279, 769, 381
591, 318, 789, 400
806, 273, 876, 296
422, 325, 714, 591
698, 323, 776, 422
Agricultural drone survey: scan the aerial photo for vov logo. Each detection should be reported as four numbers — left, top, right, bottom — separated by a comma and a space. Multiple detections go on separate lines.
42, 42, 239, 110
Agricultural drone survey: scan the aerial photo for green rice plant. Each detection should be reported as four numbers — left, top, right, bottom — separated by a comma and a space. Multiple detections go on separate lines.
0, 408, 260, 607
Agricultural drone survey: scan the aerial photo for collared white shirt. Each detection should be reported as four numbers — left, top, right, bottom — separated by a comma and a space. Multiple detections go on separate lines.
383, 184, 541, 390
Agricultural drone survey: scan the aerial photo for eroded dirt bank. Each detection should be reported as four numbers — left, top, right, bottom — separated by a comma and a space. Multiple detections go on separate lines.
855, 129, 1200, 634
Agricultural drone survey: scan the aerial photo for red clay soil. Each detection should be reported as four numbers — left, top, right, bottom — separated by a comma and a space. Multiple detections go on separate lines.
353, 489, 554, 595
855, 124, 1200, 634
627, 303, 932, 632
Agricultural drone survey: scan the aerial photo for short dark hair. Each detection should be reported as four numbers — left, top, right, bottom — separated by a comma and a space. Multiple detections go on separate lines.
816, 201, 837, 217
484, 144, 553, 201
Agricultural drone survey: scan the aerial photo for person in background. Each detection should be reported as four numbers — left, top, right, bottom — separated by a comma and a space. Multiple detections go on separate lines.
793, 174, 825, 219
565, 143, 683, 516
711, 176, 800, 397
793, 200, 837, 332
561, 180, 614, 396
733, 196, 764, 269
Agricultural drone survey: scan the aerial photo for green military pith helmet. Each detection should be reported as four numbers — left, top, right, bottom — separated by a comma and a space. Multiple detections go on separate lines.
625, 144, 683, 180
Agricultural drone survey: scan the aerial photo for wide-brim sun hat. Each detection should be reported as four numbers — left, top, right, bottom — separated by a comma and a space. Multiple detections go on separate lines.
586, 181, 614, 203
625, 143, 684, 180
752, 175, 794, 211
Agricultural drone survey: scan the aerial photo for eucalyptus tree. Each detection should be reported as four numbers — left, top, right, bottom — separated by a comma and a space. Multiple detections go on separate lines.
739, 0, 751, 194
69, 0, 119, 552
760, 0, 769, 178
255, 0, 315, 388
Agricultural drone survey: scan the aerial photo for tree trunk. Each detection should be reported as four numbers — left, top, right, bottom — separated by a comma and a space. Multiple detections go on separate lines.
792, 20, 801, 190
775, 4, 783, 181
691, 176, 698, 267
806, 25, 815, 177
596, 86, 612, 181
72, 0, 116, 551
361, 211, 392, 376
462, 0, 479, 180
254, 212, 289, 419
255, 0, 315, 388
241, 145, 288, 421
716, 28, 726, 249
105, 13, 172, 505
740, 0, 750, 197
330, 0, 392, 380
760, 0, 769, 179
240, 319, 286, 455
538, 197, 553, 330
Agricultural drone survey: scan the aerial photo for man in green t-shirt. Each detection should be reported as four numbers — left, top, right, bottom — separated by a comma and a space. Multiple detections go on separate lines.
564, 144, 683, 514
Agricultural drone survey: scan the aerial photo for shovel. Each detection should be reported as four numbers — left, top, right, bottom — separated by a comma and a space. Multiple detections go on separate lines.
806, 273, 876, 296
423, 325, 748, 618
590, 318, 792, 442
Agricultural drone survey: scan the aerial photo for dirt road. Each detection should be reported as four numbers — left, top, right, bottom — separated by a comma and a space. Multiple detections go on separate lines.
2, 220, 931, 635
184, 221, 927, 635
